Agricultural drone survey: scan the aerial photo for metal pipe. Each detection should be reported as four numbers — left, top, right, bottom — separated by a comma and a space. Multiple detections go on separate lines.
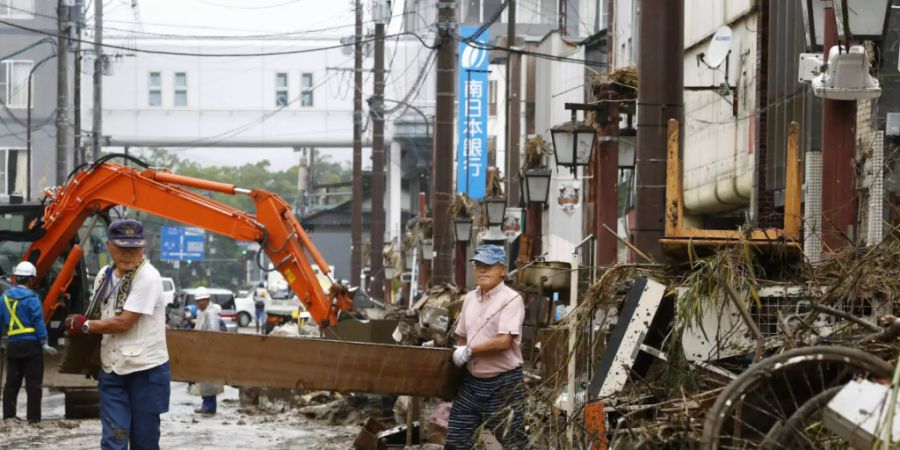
26, 55, 56, 201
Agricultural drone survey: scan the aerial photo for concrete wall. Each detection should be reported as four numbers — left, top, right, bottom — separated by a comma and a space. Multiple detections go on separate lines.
681, 4, 757, 215
535, 31, 585, 262
0, 2, 72, 201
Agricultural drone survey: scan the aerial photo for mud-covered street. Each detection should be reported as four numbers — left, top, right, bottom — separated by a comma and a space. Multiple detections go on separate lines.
0, 383, 359, 449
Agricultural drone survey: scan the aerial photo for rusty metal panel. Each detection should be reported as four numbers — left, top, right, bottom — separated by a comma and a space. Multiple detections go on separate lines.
166, 330, 462, 399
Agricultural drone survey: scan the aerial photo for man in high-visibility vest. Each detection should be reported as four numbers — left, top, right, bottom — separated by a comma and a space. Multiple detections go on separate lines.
0, 261, 57, 423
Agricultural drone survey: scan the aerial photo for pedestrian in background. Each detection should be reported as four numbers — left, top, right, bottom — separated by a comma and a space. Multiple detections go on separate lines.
64, 219, 170, 450
1, 261, 57, 423
190, 287, 223, 415
253, 281, 269, 334
446, 244, 527, 449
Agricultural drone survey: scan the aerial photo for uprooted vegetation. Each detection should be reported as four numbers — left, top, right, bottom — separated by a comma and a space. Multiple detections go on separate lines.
511, 232, 900, 448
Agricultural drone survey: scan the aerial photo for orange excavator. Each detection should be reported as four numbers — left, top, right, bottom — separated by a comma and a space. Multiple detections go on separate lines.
25, 153, 353, 331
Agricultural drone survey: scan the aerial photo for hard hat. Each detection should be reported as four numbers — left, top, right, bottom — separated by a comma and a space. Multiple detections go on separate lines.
194, 287, 211, 300
12, 261, 37, 277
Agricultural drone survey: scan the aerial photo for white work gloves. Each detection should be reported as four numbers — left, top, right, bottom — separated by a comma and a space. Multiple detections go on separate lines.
42, 343, 58, 356
452, 346, 472, 367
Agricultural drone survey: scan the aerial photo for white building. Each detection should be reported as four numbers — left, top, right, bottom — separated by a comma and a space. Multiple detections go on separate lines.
85, 36, 434, 151
82, 34, 437, 280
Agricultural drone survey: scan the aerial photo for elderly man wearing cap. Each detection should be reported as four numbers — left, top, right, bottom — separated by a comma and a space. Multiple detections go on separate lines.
64, 219, 170, 450
1, 261, 57, 423
446, 244, 527, 449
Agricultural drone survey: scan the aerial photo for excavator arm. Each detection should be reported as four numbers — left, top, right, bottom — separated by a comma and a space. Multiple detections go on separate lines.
27, 158, 352, 329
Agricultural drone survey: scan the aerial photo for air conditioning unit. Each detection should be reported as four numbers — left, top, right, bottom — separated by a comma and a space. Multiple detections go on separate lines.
810, 45, 881, 101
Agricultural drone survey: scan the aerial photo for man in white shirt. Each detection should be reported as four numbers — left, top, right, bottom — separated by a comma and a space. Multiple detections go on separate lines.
65, 219, 170, 450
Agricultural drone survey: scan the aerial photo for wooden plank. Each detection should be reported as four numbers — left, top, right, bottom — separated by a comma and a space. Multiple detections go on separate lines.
166, 329, 462, 399
784, 122, 801, 239
665, 228, 786, 240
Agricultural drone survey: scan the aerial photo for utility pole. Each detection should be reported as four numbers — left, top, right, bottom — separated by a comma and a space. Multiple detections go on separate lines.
821, 6, 857, 251
91, 0, 102, 161
350, 0, 363, 287
73, 0, 83, 165
506, 0, 521, 205
432, 0, 457, 284
369, 13, 386, 299
634, 0, 683, 261
56, 0, 69, 186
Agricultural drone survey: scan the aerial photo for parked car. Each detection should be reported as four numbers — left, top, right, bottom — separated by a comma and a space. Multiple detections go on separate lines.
166, 287, 238, 332
161, 277, 176, 306
234, 291, 257, 327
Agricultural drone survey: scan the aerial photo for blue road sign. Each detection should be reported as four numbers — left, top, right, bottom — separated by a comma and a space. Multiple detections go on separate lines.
161, 226, 205, 261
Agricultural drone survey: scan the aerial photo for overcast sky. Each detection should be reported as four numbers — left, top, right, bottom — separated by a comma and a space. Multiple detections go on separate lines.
104, 0, 364, 169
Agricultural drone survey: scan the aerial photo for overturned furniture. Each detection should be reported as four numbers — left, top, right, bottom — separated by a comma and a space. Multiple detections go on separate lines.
661, 119, 802, 254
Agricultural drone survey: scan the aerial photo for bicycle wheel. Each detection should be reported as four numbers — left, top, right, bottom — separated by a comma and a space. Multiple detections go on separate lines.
759, 385, 843, 449
701, 346, 893, 450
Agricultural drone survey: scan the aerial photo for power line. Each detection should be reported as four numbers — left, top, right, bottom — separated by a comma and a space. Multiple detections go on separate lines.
0, 17, 438, 57
196, 0, 308, 10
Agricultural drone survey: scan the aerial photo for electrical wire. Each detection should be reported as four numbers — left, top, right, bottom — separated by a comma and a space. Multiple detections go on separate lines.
0, 18, 438, 57
196, 0, 308, 10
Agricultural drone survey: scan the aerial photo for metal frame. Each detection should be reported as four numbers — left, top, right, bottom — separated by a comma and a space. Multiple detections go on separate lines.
661, 119, 802, 250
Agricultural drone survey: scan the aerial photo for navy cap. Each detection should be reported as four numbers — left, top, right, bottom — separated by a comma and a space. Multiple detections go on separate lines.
469, 244, 507, 266
108, 219, 146, 248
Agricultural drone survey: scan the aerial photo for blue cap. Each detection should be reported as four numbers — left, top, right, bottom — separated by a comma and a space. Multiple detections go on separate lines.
108, 219, 146, 248
469, 244, 507, 266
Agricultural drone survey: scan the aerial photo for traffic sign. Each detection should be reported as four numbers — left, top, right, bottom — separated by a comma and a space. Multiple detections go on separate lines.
161, 226, 206, 261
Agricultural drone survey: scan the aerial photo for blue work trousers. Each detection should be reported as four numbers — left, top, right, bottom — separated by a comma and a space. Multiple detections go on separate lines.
201, 395, 217, 413
254, 306, 266, 333
98, 362, 171, 450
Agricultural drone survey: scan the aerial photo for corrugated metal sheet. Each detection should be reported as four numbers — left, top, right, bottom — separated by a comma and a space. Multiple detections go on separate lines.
764, 0, 813, 203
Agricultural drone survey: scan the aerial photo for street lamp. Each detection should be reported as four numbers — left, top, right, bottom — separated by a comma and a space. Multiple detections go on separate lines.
550, 115, 597, 174
483, 197, 507, 227
523, 169, 552, 204
453, 218, 473, 243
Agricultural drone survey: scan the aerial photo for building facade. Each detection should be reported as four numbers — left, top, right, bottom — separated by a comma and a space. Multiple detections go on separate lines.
0, 1, 72, 202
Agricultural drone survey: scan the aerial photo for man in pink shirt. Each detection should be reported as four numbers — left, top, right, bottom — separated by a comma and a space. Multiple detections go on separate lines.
446, 244, 526, 449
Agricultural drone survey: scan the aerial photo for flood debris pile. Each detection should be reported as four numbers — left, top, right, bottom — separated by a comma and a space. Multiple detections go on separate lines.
512, 234, 900, 448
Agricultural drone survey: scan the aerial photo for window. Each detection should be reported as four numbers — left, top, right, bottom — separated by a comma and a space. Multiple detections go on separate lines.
0, 148, 26, 196
0, 0, 35, 19
275, 72, 288, 107
0, 60, 33, 109
148, 72, 161, 106
301, 72, 313, 107
174, 72, 187, 107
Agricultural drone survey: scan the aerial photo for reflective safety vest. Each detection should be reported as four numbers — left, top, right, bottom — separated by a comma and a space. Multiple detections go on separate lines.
3, 294, 35, 336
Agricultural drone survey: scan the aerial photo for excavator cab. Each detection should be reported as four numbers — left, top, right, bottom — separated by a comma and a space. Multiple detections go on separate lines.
0, 203, 109, 346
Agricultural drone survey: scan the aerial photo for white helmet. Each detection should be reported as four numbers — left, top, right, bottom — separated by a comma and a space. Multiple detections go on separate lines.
12, 261, 37, 277
194, 287, 211, 301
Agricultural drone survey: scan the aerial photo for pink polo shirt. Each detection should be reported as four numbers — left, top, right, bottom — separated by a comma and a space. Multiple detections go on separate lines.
454, 282, 525, 378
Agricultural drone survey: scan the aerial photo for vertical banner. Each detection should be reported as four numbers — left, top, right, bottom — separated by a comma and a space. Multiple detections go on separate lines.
457, 25, 490, 200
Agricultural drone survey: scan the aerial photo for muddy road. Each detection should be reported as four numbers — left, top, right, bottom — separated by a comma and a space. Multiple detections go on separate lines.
0, 383, 358, 449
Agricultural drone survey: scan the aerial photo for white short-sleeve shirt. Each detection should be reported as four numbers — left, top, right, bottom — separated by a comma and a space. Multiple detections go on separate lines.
96, 262, 169, 375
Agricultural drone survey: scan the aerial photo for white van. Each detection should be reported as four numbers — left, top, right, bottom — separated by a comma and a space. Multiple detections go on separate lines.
161, 277, 176, 305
